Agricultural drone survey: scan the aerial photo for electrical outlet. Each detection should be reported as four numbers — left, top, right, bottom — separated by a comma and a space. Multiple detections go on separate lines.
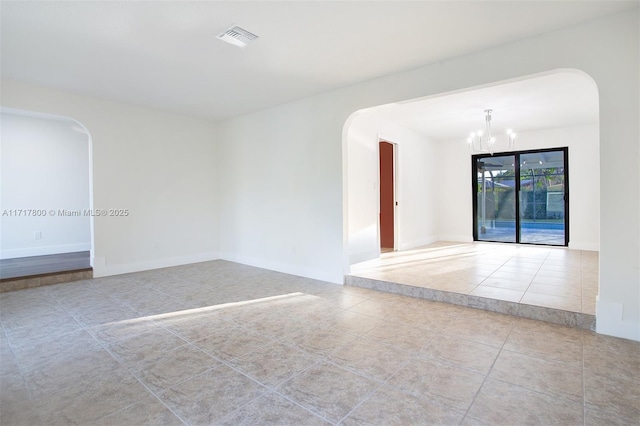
34, 231, 42, 240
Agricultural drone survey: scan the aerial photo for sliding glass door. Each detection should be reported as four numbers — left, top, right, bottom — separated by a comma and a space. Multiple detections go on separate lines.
475, 154, 517, 242
519, 150, 567, 245
473, 148, 568, 246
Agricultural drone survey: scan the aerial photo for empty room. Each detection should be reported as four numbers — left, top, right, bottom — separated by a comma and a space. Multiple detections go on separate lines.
1, 1, 638, 425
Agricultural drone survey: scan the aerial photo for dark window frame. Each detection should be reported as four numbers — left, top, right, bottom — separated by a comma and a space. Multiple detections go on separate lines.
471, 147, 569, 246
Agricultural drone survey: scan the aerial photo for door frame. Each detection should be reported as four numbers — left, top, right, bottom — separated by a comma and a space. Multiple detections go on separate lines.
471, 147, 569, 246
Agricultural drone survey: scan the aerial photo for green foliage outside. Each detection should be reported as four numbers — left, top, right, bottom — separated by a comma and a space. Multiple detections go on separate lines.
477, 167, 565, 221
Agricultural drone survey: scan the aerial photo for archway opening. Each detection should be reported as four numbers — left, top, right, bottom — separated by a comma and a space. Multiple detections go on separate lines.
343, 69, 599, 323
0, 108, 94, 287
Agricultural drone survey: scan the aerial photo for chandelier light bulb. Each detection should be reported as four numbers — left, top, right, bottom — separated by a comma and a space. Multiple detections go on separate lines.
465, 109, 515, 155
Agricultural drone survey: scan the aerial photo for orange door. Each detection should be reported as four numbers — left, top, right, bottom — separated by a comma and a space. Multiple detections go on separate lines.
379, 141, 394, 249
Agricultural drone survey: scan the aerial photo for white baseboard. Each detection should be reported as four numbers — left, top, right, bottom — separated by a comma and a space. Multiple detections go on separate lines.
219, 252, 343, 285
397, 235, 438, 251
1, 243, 91, 259
568, 241, 599, 251
596, 298, 640, 342
437, 235, 474, 243
92, 252, 220, 278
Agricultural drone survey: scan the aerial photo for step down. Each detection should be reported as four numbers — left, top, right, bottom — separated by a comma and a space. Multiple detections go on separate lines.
0, 268, 93, 293
345, 275, 595, 331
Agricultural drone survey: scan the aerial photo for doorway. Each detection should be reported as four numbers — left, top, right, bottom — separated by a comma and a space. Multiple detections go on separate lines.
379, 141, 396, 251
473, 147, 569, 246
0, 108, 93, 287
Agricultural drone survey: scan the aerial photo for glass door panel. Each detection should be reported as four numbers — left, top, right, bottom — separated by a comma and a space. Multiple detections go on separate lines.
475, 155, 516, 243
519, 151, 566, 245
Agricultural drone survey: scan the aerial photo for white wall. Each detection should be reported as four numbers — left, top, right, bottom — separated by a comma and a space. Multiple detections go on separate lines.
217, 100, 343, 283
346, 113, 438, 264
436, 124, 600, 251
434, 135, 475, 243
0, 83, 220, 276
344, 111, 379, 264
1, 111, 91, 258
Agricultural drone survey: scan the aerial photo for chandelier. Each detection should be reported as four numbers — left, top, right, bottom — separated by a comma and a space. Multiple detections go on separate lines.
466, 109, 515, 155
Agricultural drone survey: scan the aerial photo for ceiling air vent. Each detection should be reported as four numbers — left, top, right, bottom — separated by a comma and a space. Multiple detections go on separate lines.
216, 25, 259, 48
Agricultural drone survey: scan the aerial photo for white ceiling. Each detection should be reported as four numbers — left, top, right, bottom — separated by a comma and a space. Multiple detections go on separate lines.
372, 71, 599, 141
1, 1, 635, 122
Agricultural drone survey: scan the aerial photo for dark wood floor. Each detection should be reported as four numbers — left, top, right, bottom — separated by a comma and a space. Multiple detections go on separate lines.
0, 251, 91, 280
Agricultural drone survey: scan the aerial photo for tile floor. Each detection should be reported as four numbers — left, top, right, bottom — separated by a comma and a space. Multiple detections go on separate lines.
350, 241, 598, 315
1, 260, 638, 425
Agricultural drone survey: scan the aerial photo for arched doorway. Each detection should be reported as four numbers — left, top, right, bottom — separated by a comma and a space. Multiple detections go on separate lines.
342, 69, 600, 327
0, 108, 94, 288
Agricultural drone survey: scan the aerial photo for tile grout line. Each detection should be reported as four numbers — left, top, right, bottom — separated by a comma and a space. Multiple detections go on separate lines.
212, 319, 351, 415
581, 328, 587, 425
334, 330, 442, 425
0, 311, 43, 419
86, 317, 191, 425
460, 318, 514, 424
516, 248, 548, 304
56, 289, 196, 426
243, 351, 337, 424
5, 290, 94, 407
